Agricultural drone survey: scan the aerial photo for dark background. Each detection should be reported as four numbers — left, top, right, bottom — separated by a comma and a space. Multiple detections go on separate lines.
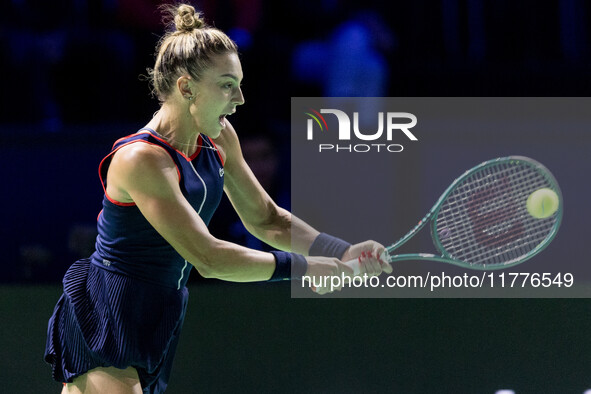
1, 0, 590, 392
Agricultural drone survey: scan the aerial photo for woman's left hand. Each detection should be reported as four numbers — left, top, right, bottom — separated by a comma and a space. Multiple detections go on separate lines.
340, 240, 393, 276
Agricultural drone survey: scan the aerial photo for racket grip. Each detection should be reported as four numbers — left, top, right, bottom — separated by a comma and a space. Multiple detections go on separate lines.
343, 251, 389, 276
344, 258, 362, 276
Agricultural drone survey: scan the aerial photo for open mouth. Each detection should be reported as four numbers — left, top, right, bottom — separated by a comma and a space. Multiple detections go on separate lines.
219, 110, 235, 127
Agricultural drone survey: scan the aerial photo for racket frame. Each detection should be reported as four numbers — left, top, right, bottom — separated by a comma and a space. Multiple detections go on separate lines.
382, 156, 563, 270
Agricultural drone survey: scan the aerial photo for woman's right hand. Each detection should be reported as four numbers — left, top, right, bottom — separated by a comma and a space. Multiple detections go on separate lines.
303, 256, 354, 295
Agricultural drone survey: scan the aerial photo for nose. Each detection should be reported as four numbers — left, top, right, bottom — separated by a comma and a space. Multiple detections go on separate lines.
233, 86, 245, 106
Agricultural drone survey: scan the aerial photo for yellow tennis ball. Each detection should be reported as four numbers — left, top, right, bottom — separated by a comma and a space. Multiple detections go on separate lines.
526, 188, 559, 219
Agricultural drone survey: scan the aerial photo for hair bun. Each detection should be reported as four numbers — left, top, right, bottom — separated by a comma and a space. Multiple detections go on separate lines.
175, 4, 203, 32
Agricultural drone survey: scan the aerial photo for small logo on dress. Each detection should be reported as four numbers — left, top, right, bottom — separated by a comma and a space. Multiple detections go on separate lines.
219, 168, 224, 177
102, 259, 111, 267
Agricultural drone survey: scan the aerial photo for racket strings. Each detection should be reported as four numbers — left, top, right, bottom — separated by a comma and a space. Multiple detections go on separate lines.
443, 171, 553, 264
442, 167, 542, 236
461, 218, 553, 265
435, 162, 558, 267
443, 164, 533, 212
441, 181, 549, 264
441, 164, 539, 226
440, 167, 528, 234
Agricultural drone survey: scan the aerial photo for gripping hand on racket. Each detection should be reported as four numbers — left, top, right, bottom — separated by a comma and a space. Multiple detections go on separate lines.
341, 240, 393, 276
305, 241, 391, 294
304, 256, 352, 294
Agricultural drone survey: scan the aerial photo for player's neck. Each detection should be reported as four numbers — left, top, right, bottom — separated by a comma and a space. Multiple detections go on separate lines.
147, 103, 200, 156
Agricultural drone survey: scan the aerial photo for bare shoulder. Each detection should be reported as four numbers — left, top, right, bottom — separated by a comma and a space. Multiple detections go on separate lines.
107, 142, 179, 202
111, 141, 176, 175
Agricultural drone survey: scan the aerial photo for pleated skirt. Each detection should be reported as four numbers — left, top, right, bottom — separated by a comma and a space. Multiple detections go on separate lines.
44, 258, 189, 393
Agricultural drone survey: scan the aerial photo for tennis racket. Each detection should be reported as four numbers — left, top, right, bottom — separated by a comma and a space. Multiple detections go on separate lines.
347, 156, 562, 274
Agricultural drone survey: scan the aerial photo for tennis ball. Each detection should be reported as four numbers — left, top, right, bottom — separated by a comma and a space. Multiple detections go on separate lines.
526, 188, 559, 219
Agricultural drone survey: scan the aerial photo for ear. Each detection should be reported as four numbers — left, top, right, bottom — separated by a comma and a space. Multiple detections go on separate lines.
177, 75, 195, 100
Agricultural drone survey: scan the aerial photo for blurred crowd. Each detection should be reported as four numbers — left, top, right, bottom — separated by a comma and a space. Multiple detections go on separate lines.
2, 0, 589, 129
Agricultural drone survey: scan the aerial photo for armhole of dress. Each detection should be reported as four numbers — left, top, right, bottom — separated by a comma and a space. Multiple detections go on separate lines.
98, 140, 182, 206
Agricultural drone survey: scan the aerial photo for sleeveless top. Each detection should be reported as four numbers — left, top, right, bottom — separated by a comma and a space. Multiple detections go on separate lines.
90, 127, 225, 289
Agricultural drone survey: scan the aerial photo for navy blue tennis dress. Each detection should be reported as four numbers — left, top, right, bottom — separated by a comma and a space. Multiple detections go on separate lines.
45, 128, 225, 393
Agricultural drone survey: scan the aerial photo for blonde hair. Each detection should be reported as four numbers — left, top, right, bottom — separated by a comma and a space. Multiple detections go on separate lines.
149, 3, 238, 101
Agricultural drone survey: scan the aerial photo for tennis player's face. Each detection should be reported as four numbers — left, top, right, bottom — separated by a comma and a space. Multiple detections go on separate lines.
192, 52, 244, 138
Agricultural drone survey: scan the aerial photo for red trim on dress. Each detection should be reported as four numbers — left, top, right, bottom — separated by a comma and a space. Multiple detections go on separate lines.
188, 134, 203, 161
208, 137, 225, 166
140, 128, 220, 164
147, 131, 201, 162
111, 130, 151, 149
98, 139, 182, 207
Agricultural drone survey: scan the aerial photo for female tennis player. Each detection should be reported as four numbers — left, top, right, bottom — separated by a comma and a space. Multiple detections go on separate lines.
44, 4, 390, 393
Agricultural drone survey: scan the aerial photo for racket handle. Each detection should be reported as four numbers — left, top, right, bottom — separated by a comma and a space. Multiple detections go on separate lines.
344, 258, 362, 276
343, 251, 389, 276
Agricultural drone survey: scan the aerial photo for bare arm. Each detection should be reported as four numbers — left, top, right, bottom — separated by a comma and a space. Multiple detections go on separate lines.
215, 121, 321, 255
213, 122, 391, 279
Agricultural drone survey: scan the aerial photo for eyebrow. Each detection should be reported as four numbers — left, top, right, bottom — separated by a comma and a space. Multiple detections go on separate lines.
219, 73, 242, 82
